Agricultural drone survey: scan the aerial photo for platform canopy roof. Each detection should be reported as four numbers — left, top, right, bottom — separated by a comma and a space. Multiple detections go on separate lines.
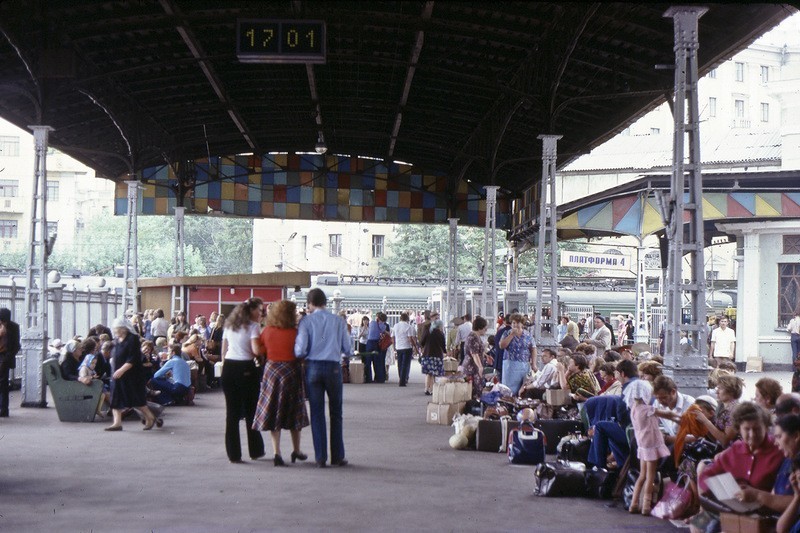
0, 1, 793, 197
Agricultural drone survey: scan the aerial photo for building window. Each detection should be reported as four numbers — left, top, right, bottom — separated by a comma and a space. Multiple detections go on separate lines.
779, 263, 800, 327
0, 136, 19, 157
708, 97, 717, 117
329, 234, 342, 257
735, 62, 744, 82
784, 236, 800, 254
650, 128, 660, 135
47, 180, 59, 201
734, 99, 745, 118
46, 221, 58, 237
372, 235, 385, 258
0, 179, 19, 197
0, 220, 18, 238
708, 68, 717, 79
760, 65, 769, 84
761, 103, 769, 122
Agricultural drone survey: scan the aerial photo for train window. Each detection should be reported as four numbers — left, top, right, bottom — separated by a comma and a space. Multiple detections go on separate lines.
778, 263, 800, 327
783, 235, 800, 255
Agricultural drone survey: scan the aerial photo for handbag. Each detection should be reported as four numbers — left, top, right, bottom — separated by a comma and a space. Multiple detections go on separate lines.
533, 461, 586, 497
584, 467, 617, 499
556, 434, 591, 464
378, 332, 393, 351
508, 422, 546, 465
683, 437, 722, 463
652, 474, 697, 520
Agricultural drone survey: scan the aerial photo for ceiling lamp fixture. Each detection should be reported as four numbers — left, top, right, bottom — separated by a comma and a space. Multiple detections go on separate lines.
315, 133, 327, 154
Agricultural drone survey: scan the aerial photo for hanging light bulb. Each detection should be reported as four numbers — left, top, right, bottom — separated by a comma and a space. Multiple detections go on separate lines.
315, 132, 327, 154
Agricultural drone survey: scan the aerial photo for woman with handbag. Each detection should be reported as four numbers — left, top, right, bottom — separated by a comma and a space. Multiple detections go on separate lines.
207, 314, 224, 362
463, 316, 488, 400
365, 312, 389, 384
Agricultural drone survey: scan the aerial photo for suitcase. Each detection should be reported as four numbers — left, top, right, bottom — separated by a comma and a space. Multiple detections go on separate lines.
534, 419, 584, 455
508, 423, 546, 465
476, 419, 519, 452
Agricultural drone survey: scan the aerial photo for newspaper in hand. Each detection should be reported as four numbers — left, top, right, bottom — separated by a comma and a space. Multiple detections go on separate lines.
705, 472, 761, 514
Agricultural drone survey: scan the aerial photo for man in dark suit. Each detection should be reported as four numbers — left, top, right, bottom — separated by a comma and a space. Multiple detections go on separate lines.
0, 308, 21, 417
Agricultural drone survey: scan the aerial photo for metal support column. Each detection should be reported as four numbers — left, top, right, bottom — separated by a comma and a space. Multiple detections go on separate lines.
20, 125, 53, 408
445, 217, 459, 326
634, 241, 649, 343
121, 180, 141, 315
481, 186, 499, 328
506, 247, 519, 292
663, 6, 709, 398
534, 134, 562, 346
171, 206, 186, 314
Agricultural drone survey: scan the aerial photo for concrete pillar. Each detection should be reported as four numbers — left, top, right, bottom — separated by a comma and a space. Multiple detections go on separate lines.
738, 230, 761, 363
445, 217, 458, 326
482, 185, 499, 329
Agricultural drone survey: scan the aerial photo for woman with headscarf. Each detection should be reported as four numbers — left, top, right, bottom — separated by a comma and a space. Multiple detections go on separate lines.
419, 317, 446, 395
105, 317, 158, 431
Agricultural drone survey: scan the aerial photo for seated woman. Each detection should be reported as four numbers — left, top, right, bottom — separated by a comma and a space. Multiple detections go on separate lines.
690, 402, 784, 533
598, 363, 621, 396
182, 333, 214, 390
755, 377, 783, 418
150, 344, 191, 406
557, 352, 600, 401
59, 340, 83, 381
735, 414, 800, 516
78, 353, 110, 416
693, 374, 743, 448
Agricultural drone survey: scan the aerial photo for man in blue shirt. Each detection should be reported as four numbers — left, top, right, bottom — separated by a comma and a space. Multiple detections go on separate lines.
295, 288, 353, 467
149, 345, 191, 406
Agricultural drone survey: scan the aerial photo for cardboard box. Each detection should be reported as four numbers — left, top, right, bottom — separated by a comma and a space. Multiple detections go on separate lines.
349, 361, 365, 384
426, 402, 466, 425
545, 389, 571, 406
432, 381, 471, 404
443, 358, 458, 373
745, 357, 763, 373
720, 512, 776, 533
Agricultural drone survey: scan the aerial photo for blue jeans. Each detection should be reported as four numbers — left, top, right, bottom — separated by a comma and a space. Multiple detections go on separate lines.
502, 359, 529, 395
588, 421, 630, 469
305, 360, 345, 464
396, 349, 413, 386
792, 334, 800, 363
149, 377, 189, 405
365, 340, 386, 383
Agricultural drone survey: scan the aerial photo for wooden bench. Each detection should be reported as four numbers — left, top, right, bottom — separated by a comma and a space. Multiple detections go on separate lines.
42, 358, 103, 422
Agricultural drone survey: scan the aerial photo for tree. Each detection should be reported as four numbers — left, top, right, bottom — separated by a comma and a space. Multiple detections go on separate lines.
377, 224, 507, 279
517, 241, 595, 278
184, 216, 253, 275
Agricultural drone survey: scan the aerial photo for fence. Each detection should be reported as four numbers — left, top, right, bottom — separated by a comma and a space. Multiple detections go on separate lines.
0, 282, 124, 341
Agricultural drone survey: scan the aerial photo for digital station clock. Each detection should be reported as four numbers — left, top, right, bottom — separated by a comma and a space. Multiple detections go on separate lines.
236, 19, 326, 64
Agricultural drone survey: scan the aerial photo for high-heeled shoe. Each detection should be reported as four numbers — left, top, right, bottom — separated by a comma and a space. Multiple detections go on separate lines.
291, 451, 308, 464
273, 455, 287, 467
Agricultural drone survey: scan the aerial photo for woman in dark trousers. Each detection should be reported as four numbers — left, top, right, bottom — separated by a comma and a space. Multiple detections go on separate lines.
221, 298, 265, 463
365, 312, 389, 383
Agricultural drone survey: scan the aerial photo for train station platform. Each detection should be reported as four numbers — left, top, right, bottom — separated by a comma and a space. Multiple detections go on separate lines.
1, 366, 786, 532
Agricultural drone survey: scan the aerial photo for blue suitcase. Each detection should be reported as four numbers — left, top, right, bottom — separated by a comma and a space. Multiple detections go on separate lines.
508, 423, 546, 465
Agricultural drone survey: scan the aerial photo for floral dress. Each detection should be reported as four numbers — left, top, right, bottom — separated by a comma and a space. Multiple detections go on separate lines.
462, 331, 485, 399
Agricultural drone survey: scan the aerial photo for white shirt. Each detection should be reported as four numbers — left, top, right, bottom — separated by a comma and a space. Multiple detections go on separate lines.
222, 322, 260, 361
531, 359, 559, 389
711, 326, 736, 358
455, 321, 472, 345
655, 392, 695, 436
150, 317, 169, 337
391, 321, 416, 350
788, 316, 800, 335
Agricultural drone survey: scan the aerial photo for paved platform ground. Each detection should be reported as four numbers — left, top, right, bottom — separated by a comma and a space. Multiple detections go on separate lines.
0, 365, 789, 532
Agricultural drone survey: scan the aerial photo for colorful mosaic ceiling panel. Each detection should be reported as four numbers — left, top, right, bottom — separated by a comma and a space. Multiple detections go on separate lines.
114, 154, 511, 228
557, 191, 800, 238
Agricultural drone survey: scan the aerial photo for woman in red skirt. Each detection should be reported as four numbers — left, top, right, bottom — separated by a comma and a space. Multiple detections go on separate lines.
252, 300, 309, 467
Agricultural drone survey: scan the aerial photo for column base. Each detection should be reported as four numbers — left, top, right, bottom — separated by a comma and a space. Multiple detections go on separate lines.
21, 401, 48, 408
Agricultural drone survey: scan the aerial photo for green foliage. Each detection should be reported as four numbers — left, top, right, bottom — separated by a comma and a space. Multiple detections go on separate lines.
0, 214, 253, 278
517, 241, 593, 278
377, 224, 506, 279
